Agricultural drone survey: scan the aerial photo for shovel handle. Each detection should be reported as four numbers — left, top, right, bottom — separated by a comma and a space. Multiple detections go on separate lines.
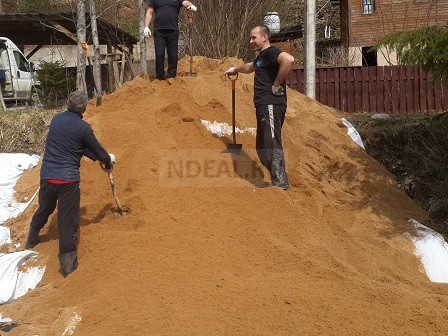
227, 73, 238, 90
187, 9, 193, 24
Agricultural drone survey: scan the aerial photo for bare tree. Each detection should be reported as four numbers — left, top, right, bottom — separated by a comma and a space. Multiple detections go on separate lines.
138, 0, 147, 75
178, 0, 288, 61
76, 0, 87, 92
89, 0, 103, 100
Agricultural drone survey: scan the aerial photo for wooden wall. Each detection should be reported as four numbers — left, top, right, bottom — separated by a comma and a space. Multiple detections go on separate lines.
341, 0, 448, 47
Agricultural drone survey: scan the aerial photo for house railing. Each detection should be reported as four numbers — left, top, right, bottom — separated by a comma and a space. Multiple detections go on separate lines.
287, 65, 448, 114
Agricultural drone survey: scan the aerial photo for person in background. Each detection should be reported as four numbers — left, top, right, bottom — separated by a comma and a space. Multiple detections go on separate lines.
144, 0, 197, 80
226, 25, 295, 190
25, 91, 115, 277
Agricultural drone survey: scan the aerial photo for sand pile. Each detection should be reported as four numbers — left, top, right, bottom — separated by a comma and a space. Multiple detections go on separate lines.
2, 56, 448, 335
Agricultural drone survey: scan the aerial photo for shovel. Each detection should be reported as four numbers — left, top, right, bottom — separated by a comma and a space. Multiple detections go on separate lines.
186, 10, 196, 76
226, 73, 242, 154
100, 164, 126, 215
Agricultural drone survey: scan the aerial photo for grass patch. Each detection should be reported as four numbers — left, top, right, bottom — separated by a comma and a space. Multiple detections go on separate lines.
0, 108, 58, 155
348, 112, 448, 223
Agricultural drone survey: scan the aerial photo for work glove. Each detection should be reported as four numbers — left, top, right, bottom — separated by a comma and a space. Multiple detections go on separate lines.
104, 154, 116, 171
225, 67, 236, 75
144, 27, 151, 38
271, 84, 284, 96
187, 4, 197, 11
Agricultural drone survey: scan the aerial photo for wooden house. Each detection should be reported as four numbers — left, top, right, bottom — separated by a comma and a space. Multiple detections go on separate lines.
339, 0, 448, 66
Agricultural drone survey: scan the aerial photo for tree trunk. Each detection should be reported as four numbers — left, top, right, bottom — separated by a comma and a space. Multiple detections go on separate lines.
138, 0, 148, 76
89, 0, 102, 101
76, 0, 87, 93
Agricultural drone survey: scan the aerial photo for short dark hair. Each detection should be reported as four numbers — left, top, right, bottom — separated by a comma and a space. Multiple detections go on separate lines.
257, 25, 271, 39
67, 91, 88, 113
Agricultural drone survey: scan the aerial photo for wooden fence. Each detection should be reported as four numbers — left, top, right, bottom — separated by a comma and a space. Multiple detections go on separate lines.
287, 66, 448, 114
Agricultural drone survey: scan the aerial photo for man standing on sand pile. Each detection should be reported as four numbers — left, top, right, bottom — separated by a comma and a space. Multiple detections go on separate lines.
226, 25, 295, 190
144, 0, 197, 80
25, 91, 115, 277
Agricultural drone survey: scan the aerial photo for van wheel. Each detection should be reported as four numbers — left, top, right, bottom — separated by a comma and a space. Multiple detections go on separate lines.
30, 87, 44, 107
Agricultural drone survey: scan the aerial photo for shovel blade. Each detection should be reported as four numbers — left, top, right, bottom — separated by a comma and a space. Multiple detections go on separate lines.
227, 143, 243, 155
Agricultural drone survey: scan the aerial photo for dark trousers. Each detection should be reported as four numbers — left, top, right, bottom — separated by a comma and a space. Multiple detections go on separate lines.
30, 180, 80, 254
153, 29, 179, 79
256, 104, 289, 187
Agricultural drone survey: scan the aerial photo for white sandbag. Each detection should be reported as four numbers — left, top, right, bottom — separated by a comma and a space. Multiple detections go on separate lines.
407, 219, 448, 283
340, 118, 365, 149
0, 250, 38, 304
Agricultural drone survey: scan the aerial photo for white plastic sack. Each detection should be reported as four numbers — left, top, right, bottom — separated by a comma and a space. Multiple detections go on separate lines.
0, 226, 11, 246
0, 153, 40, 225
407, 219, 448, 283
0, 250, 39, 304
201, 120, 256, 137
340, 118, 365, 149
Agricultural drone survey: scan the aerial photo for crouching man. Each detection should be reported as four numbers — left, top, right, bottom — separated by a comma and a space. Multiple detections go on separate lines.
25, 91, 115, 277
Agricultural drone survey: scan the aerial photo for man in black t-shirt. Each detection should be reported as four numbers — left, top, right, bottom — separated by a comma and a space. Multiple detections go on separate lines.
226, 25, 295, 190
144, 0, 197, 80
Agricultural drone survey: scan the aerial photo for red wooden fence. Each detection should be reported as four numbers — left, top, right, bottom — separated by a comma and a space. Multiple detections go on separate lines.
287, 66, 448, 114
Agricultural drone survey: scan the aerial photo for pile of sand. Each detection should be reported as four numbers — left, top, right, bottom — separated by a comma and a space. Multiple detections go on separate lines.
3, 56, 448, 335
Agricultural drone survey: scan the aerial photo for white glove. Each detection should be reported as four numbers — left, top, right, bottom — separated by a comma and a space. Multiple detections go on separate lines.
187, 4, 197, 11
109, 154, 116, 165
271, 84, 284, 96
225, 67, 236, 75
144, 27, 151, 38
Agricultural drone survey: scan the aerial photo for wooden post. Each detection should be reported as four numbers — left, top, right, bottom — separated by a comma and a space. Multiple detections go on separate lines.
89, 0, 102, 106
0, 85, 6, 111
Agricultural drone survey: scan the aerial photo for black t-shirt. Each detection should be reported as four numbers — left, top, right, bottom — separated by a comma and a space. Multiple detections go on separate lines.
253, 46, 287, 107
148, 0, 184, 31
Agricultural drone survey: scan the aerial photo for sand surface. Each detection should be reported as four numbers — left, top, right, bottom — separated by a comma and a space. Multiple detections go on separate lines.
2, 56, 448, 335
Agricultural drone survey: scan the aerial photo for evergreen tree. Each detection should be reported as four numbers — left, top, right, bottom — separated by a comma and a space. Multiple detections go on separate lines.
374, 26, 448, 83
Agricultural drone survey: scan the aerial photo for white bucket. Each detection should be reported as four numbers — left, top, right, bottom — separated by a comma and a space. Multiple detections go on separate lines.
263, 12, 281, 34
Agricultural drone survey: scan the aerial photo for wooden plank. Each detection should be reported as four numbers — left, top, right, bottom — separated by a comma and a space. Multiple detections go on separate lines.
406, 66, 415, 113
383, 66, 393, 114
339, 67, 348, 112
368, 66, 377, 113
419, 68, 428, 114
0, 85, 6, 111
353, 67, 361, 112
442, 81, 448, 111
426, 72, 435, 112
398, 65, 408, 114
318, 69, 326, 105
361, 67, 369, 112
346, 67, 355, 112
334, 68, 340, 111
433, 80, 442, 112
390, 66, 399, 114
377, 67, 384, 113
326, 68, 335, 109
413, 66, 421, 113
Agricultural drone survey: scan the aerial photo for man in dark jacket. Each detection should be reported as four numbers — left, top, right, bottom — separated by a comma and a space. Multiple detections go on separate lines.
226, 25, 295, 190
25, 91, 115, 277
144, 0, 197, 80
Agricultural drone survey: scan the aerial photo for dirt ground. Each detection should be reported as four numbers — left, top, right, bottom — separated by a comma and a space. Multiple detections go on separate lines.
2, 56, 448, 335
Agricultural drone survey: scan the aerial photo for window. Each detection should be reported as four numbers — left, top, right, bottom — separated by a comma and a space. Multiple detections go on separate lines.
13, 51, 30, 72
362, 0, 375, 14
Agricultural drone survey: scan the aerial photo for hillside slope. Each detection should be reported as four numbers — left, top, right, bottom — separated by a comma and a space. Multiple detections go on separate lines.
3, 57, 448, 336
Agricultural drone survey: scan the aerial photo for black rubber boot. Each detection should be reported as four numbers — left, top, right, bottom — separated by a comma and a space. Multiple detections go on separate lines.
25, 227, 40, 249
58, 251, 78, 277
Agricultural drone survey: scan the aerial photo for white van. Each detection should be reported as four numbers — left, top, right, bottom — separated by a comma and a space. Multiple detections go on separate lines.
0, 37, 42, 106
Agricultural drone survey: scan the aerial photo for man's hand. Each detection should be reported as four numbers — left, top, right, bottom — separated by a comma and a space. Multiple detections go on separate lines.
144, 27, 151, 38
104, 154, 116, 171
187, 4, 197, 11
226, 67, 236, 75
271, 84, 284, 96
